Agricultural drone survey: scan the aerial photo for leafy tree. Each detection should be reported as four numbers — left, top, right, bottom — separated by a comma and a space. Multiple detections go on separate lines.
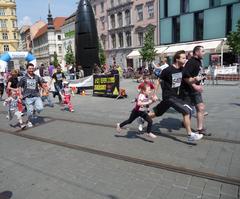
53, 51, 59, 67
227, 19, 240, 63
139, 26, 157, 66
98, 40, 106, 66
64, 45, 75, 65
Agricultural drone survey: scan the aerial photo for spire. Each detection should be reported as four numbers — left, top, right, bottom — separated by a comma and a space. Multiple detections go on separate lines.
47, 3, 54, 30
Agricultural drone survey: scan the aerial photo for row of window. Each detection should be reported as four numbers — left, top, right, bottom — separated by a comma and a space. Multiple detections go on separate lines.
93, 0, 131, 13
136, 2, 154, 21
0, 8, 16, 16
1, 32, 18, 40
0, 19, 17, 28
110, 31, 132, 48
110, 10, 131, 29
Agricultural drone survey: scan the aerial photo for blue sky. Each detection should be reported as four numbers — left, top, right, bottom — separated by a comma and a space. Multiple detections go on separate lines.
17, 0, 78, 26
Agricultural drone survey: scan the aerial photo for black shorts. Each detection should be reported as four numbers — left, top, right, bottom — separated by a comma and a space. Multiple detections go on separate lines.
0, 83, 4, 94
181, 92, 203, 106
153, 96, 192, 117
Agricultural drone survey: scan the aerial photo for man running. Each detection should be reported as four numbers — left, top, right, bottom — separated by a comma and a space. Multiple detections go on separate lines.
149, 50, 203, 142
180, 46, 210, 136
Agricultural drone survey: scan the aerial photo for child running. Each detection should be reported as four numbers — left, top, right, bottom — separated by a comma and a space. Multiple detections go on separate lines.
117, 83, 157, 138
41, 80, 54, 107
61, 81, 74, 112
3, 90, 26, 129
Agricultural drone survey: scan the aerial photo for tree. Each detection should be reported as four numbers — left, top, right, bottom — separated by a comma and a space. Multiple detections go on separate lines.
53, 51, 59, 67
64, 45, 75, 65
98, 40, 106, 66
227, 19, 240, 63
139, 26, 157, 66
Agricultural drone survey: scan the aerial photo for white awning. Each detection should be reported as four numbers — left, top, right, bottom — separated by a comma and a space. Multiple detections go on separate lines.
127, 49, 140, 59
155, 46, 168, 54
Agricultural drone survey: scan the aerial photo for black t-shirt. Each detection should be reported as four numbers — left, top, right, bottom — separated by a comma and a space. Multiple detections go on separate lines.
160, 65, 183, 99
8, 77, 18, 88
52, 72, 66, 84
181, 57, 202, 94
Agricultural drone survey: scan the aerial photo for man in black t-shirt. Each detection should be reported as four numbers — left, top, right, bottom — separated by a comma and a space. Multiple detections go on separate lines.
149, 50, 203, 142
180, 46, 210, 136
50, 65, 66, 103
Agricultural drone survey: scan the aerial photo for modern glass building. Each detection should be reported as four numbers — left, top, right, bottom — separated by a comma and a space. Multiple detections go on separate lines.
159, 0, 240, 66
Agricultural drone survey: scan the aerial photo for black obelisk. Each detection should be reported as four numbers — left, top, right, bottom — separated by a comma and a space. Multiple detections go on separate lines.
75, 0, 100, 76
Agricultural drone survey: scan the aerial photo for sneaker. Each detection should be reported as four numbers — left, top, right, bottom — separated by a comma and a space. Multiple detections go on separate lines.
138, 124, 143, 132
20, 123, 26, 130
6, 115, 9, 120
146, 132, 157, 139
204, 112, 209, 116
116, 123, 122, 133
27, 121, 33, 128
188, 132, 203, 142
70, 109, 75, 112
198, 128, 211, 136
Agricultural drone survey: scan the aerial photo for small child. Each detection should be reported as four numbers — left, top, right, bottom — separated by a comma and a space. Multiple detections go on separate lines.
3, 90, 26, 129
61, 81, 74, 112
41, 81, 54, 107
117, 83, 157, 138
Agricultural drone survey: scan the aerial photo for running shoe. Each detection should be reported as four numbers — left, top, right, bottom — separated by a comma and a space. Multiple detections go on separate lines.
27, 121, 33, 128
138, 124, 143, 132
146, 132, 157, 139
188, 132, 203, 142
116, 123, 122, 133
198, 128, 211, 136
204, 112, 209, 116
20, 124, 26, 130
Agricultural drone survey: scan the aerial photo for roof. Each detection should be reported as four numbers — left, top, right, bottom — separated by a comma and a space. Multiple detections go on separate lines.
34, 17, 66, 39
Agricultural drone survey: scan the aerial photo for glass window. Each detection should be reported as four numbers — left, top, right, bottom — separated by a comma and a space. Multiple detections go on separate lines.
138, 32, 144, 46
57, 35, 61, 40
101, 2, 104, 12
0, 8, 5, 16
164, 0, 168, 17
11, 9, 16, 16
100, 17, 105, 30
58, 45, 62, 53
102, 38, 106, 49
226, 5, 232, 34
126, 31, 132, 47
210, 0, 221, 7
172, 16, 180, 43
117, 12, 123, 27
147, 3, 154, 18
136, 5, 143, 21
125, 10, 131, 25
118, 32, 123, 47
111, 34, 116, 48
110, 14, 115, 28
14, 32, 17, 39
3, 44, 9, 52
194, 11, 203, 40
180, 0, 189, 13
2, 32, 8, 40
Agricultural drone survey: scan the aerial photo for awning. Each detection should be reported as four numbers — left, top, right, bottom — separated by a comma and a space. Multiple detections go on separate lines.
127, 49, 140, 59
155, 46, 168, 54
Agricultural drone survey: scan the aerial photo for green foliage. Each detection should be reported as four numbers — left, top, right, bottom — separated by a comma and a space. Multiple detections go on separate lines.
98, 40, 106, 66
64, 45, 75, 65
139, 26, 157, 63
53, 51, 59, 67
227, 19, 240, 56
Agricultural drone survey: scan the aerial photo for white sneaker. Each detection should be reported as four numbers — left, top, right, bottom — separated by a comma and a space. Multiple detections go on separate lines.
6, 115, 9, 119
138, 124, 143, 132
20, 123, 26, 129
146, 132, 157, 139
188, 132, 203, 142
27, 121, 33, 128
116, 123, 122, 133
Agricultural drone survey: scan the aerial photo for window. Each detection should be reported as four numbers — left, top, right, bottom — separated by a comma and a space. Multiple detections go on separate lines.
118, 32, 123, 47
101, 2, 104, 12
12, 20, 17, 28
57, 35, 61, 40
138, 32, 144, 46
226, 5, 232, 35
136, 5, 143, 21
147, 3, 154, 18
58, 45, 62, 54
11, 9, 16, 16
111, 34, 116, 48
194, 12, 204, 40
164, 0, 168, 17
110, 14, 115, 28
172, 16, 180, 43
111, 0, 114, 8
14, 32, 17, 39
125, 10, 131, 25
3, 44, 9, 52
180, 0, 189, 13
2, 32, 8, 40
0, 20, 7, 28
117, 12, 123, 27
210, 0, 220, 7
102, 38, 106, 49
0, 8, 5, 16
93, 5, 96, 14
126, 31, 132, 47
100, 16, 105, 30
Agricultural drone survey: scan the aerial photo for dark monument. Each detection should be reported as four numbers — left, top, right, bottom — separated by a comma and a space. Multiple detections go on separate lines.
75, 0, 100, 76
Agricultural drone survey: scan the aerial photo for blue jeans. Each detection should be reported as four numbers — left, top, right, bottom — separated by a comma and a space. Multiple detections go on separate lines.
25, 97, 43, 119
41, 96, 54, 107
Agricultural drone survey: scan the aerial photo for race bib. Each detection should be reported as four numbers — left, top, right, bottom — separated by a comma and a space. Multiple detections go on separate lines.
26, 79, 36, 90
172, 72, 182, 88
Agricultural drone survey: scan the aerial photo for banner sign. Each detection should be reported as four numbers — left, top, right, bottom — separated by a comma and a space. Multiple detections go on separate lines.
93, 74, 119, 97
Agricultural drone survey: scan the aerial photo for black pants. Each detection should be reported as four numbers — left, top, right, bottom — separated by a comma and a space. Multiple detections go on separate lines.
53, 83, 63, 102
0, 83, 4, 95
120, 109, 152, 133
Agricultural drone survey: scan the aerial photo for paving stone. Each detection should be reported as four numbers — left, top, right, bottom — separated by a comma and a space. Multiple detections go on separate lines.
220, 184, 238, 197
220, 194, 238, 199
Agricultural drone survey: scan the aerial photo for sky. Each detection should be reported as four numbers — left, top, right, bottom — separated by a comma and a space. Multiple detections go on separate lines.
17, 0, 78, 27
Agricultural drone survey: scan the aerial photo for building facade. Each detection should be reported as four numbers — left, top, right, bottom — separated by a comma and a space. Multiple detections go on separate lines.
159, 0, 240, 66
32, 8, 66, 66
19, 25, 31, 51
0, 0, 18, 54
